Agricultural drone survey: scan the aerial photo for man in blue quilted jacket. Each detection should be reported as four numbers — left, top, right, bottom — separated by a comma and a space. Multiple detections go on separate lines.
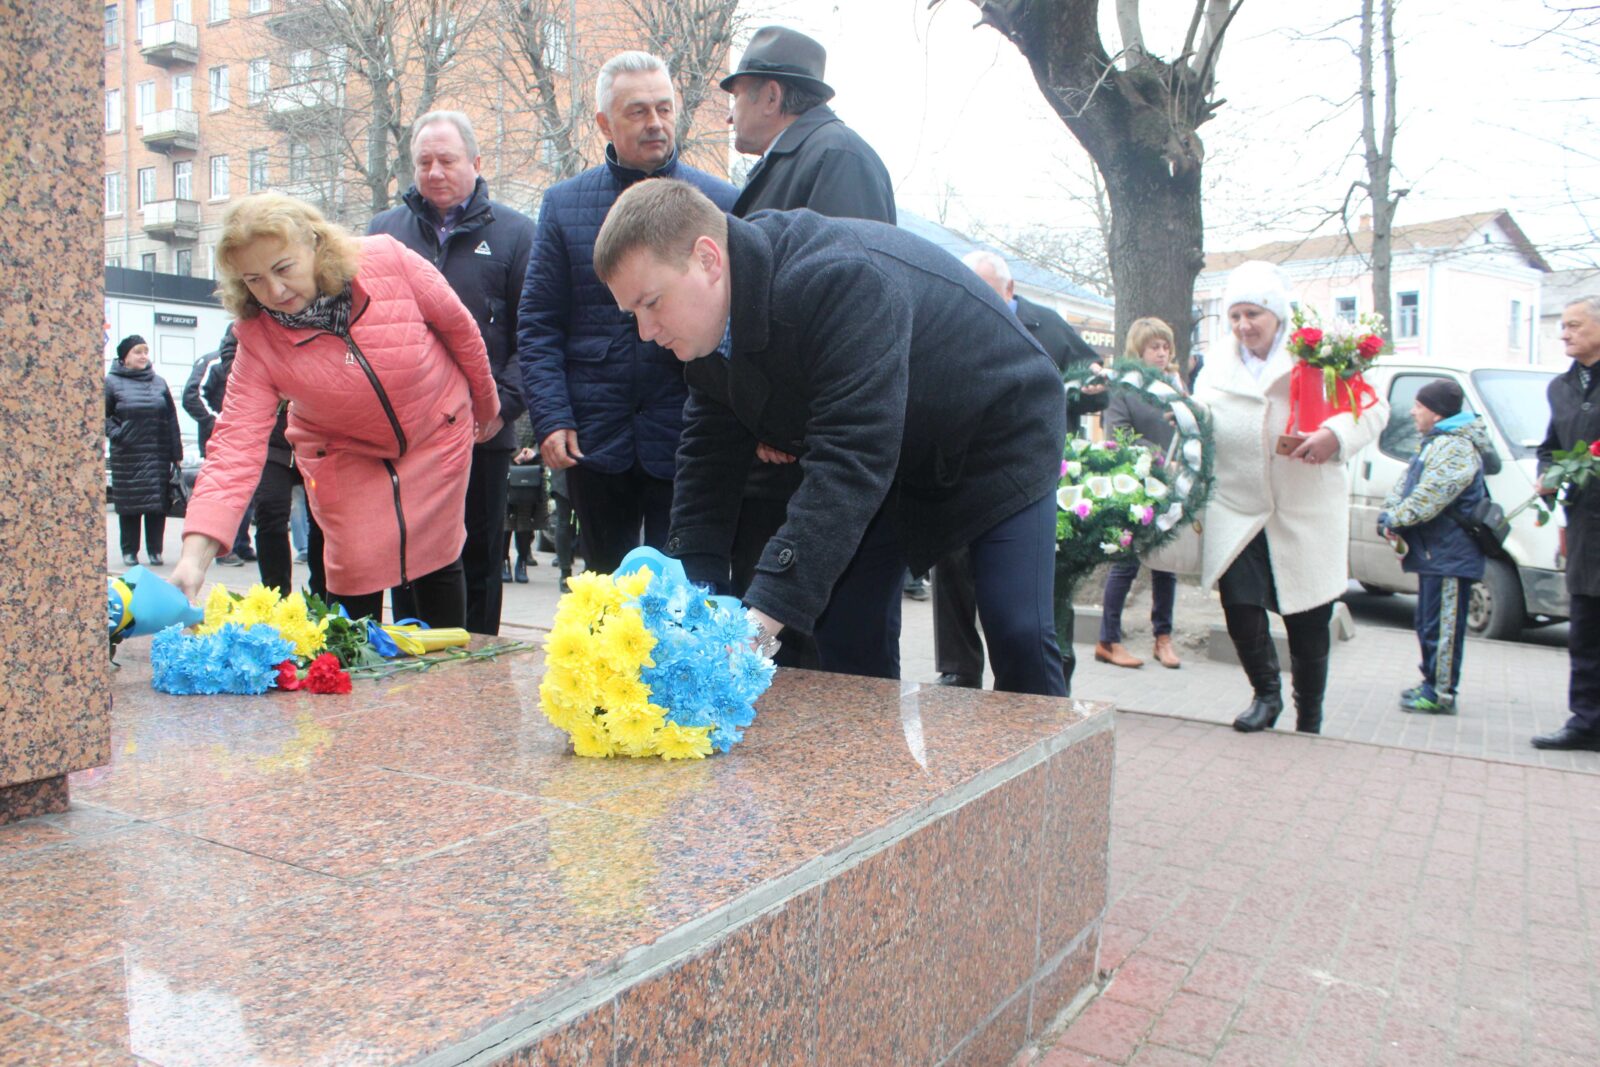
517, 51, 738, 575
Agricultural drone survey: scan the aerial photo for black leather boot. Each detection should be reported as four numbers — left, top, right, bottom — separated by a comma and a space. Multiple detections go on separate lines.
1061, 650, 1076, 698
1231, 625, 1283, 733
1291, 654, 1329, 734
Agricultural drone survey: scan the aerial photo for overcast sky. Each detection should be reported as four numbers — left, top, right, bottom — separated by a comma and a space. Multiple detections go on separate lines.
744, 0, 1597, 267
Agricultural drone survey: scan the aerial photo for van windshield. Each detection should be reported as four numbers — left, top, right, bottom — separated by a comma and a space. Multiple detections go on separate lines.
1471, 369, 1556, 460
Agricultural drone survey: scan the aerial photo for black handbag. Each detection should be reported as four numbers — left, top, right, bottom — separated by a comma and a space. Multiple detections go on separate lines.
1449, 496, 1508, 558
164, 463, 191, 518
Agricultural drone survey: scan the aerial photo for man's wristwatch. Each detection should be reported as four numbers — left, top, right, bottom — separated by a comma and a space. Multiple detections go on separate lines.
747, 612, 782, 659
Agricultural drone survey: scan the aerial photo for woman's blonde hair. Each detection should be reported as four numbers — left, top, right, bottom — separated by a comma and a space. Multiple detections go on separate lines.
214, 193, 362, 318
1124, 316, 1176, 362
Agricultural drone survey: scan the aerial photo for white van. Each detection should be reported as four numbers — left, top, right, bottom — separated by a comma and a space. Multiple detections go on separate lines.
1347, 363, 1566, 640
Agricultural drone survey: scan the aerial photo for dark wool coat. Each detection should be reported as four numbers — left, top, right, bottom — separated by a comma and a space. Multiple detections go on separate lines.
1539, 361, 1600, 596
667, 210, 1067, 634
368, 177, 534, 451
733, 104, 896, 224
1014, 293, 1107, 434
517, 148, 737, 478
106, 363, 182, 514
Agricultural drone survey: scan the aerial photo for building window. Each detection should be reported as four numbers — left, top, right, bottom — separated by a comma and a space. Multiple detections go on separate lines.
171, 73, 192, 113
288, 141, 310, 182
542, 19, 569, 73
106, 255, 122, 269
174, 160, 193, 200
136, 166, 156, 208
104, 5, 119, 48
248, 147, 269, 191
173, 0, 191, 21
140, 252, 157, 273
209, 0, 228, 20
135, 80, 155, 126
289, 49, 313, 84
134, 0, 154, 40
105, 89, 122, 132
175, 248, 193, 277
104, 172, 123, 215
210, 155, 230, 199
209, 65, 229, 110
248, 0, 269, 13
1510, 300, 1524, 349
1396, 291, 1419, 339
247, 58, 269, 105
1335, 296, 1358, 324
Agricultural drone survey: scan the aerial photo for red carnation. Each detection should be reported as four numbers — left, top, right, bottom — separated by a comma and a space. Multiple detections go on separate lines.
304, 652, 353, 695
274, 660, 302, 691
1293, 327, 1324, 347
1357, 334, 1384, 358
1589, 440, 1600, 458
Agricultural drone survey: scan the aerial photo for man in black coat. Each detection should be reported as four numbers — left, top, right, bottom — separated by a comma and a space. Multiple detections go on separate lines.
933, 250, 1106, 693
368, 110, 534, 635
182, 344, 224, 457
1533, 295, 1600, 750
723, 24, 901, 654
594, 180, 1068, 696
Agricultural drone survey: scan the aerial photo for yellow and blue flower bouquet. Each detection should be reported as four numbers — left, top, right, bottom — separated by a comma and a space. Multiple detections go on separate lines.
539, 547, 776, 760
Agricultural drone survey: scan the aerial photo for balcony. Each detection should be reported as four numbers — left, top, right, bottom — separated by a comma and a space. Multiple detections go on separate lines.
266, 81, 342, 128
265, 2, 326, 40
139, 21, 199, 67
142, 199, 200, 242
141, 108, 199, 153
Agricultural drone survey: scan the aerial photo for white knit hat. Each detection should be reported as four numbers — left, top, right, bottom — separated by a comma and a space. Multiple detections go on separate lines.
1222, 259, 1291, 325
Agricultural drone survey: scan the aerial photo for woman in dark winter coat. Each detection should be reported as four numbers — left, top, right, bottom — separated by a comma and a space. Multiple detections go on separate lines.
105, 335, 182, 566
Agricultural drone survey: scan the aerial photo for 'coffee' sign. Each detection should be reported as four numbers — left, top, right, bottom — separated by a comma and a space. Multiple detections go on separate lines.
155, 313, 198, 328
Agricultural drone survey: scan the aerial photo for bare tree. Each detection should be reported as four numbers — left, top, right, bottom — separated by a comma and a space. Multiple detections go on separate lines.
485, 0, 591, 194
946, 0, 1245, 357
977, 152, 1116, 299
1354, 0, 1405, 331
618, 0, 742, 166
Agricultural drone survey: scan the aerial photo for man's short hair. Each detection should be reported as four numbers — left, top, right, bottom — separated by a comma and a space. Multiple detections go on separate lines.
961, 250, 1012, 285
594, 179, 728, 281
596, 51, 670, 114
410, 110, 479, 160
770, 78, 828, 117
1566, 295, 1600, 320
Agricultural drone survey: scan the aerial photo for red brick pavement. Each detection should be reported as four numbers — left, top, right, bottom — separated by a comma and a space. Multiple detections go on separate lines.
1020, 711, 1600, 1067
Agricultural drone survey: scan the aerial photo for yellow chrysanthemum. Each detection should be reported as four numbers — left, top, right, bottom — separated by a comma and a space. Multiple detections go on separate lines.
543, 624, 591, 664
568, 714, 616, 758
654, 722, 713, 761
613, 566, 652, 599
233, 584, 282, 626
598, 610, 656, 672
598, 672, 650, 715
603, 702, 664, 756
198, 584, 237, 633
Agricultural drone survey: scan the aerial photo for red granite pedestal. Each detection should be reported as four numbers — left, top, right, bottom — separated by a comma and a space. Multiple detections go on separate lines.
0, 642, 1112, 1065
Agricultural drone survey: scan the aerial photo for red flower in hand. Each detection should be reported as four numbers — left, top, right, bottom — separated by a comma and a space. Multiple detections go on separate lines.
1293, 327, 1324, 347
304, 652, 353, 695
1588, 439, 1600, 458
275, 660, 302, 691
1357, 334, 1384, 358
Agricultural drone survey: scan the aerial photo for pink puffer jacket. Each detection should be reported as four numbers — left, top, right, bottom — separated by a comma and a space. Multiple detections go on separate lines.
186, 235, 498, 595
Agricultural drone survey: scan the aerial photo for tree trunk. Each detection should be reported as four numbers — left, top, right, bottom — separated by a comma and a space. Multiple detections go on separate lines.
1100, 140, 1205, 360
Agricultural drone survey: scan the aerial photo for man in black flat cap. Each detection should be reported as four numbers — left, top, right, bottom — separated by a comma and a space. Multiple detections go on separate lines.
723, 26, 902, 652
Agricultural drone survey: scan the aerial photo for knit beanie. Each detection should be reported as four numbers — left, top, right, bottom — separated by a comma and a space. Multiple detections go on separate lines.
116, 334, 146, 363
1416, 378, 1464, 418
1222, 260, 1292, 325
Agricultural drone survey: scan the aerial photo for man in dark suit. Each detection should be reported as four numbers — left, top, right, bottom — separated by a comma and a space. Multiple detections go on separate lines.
723, 26, 906, 634
932, 250, 1107, 693
594, 180, 1068, 696
368, 110, 534, 635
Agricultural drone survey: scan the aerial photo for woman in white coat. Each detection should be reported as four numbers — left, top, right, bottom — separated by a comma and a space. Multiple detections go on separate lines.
1195, 261, 1388, 734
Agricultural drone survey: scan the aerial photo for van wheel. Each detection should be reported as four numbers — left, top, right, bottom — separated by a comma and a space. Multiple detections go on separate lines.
1468, 559, 1526, 640
1358, 582, 1394, 596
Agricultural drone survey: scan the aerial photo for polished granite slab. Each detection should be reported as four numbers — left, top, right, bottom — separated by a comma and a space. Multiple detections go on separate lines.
0, 638, 1113, 1065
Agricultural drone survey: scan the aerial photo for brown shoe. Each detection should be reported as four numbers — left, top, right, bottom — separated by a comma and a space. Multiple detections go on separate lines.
1153, 634, 1181, 669
1094, 641, 1144, 668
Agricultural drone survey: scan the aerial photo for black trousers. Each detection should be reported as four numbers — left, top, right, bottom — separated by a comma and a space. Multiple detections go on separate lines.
1567, 591, 1600, 732
813, 494, 1066, 696
342, 558, 466, 629
932, 546, 983, 679
254, 461, 325, 598
731, 495, 820, 670
565, 463, 672, 576
118, 513, 165, 557
461, 448, 513, 635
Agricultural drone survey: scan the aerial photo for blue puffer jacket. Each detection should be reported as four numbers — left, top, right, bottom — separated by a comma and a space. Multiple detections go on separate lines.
517, 147, 737, 478
1380, 412, 1493, 580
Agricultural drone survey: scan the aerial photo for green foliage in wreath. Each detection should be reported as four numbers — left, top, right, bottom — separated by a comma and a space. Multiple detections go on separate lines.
1055, 359, 1216, 592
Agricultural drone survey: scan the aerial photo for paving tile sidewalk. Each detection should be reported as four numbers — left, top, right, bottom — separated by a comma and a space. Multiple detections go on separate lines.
1024, 712, 1600, 1067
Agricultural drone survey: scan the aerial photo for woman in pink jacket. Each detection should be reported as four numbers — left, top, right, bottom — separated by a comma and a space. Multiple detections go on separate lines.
172, 193, 500, 626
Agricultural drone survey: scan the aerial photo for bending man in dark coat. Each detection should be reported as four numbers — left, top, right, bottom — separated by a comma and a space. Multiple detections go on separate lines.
369, 110, 534, 635
723, 24, 898, 663
594, 180, 1068, 696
